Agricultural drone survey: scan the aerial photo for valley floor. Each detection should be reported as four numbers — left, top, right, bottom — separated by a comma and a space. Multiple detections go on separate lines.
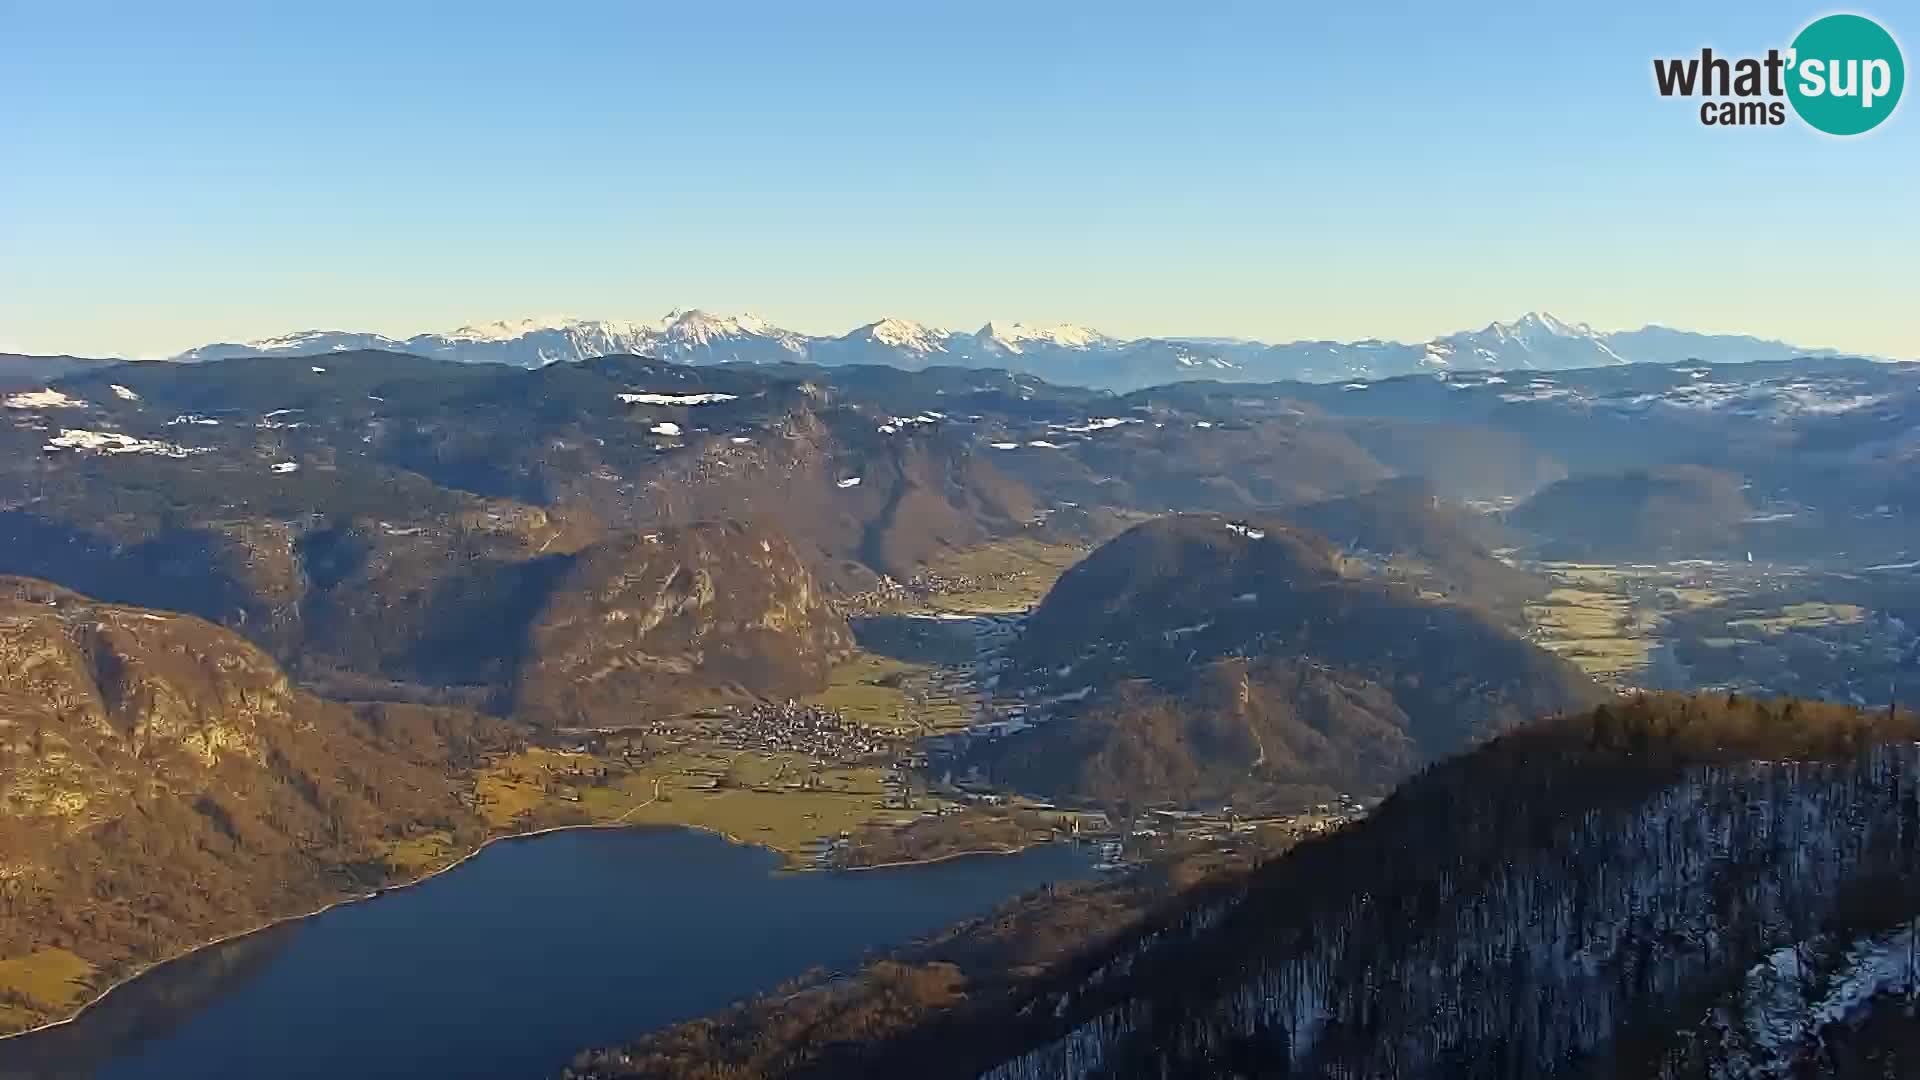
457, 539, 1107, 873
3, 538, 1104, 1034
1514, 556, 1920, 705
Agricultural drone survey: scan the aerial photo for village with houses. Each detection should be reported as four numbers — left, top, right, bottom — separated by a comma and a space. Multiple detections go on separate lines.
458, 538, 1381, 880
459, 531, 1920, 884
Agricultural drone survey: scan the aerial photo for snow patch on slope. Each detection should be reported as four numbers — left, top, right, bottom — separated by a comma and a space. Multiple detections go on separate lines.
44, 429, 209, 458
617, 392, 739, 406
979, 322, 1113, 353
1702, 927, 1919, 1078
4, 389, 88, 409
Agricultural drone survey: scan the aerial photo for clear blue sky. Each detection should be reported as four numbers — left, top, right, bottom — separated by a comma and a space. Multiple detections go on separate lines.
2, 1, 1914, 359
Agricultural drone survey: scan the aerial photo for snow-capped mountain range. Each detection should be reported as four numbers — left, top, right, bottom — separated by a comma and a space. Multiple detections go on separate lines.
173, 310, 1865, 392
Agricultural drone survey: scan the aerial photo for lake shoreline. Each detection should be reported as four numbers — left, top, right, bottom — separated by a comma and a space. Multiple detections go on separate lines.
1, 825, 1101, 1080
0, 819, 1049, 1042
0, 818, 748, 1043
826, 844, 1035, 873
3, 780, 1067, 1045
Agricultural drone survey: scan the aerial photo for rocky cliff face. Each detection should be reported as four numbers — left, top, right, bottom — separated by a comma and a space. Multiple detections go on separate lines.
513, 521, 854, 727
0, 577, 501, 1030
290, 501, 593, 698
0, 578, 286, 826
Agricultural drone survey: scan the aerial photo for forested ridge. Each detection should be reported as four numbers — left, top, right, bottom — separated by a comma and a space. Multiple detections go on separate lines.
981, 695, 1920, 1079
571, 696, 1920, 1079
981, 512, 1598, 811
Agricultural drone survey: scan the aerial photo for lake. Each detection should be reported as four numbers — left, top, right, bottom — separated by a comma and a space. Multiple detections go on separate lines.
0, 827, 1096, 1080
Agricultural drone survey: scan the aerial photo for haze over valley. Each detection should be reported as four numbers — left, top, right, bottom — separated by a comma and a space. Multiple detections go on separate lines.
4, 324, 1920, 1075
7, 2, 1919, 1075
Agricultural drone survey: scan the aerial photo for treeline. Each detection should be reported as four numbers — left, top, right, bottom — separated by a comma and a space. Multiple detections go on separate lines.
980, 693, 1920, 1079
562, 855, 1251, 1080
837, 810, 1045, 869
567, 695, 1920, 1079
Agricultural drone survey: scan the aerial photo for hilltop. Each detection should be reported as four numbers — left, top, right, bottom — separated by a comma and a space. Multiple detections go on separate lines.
977, 514, 1598, 809
513, 520, 853, 727
1283, 477, 1544, 619
0, 354, 118, 392
1511, 464, 1752, 558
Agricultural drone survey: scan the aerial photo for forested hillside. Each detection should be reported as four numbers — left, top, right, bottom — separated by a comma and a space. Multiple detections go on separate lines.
977, 514, 1597, 810
981, 696, 1920, 1079
569, 697, 1920, 1079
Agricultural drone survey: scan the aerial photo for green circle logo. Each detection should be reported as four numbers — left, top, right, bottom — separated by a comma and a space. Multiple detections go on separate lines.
1787, 14, 1904, 135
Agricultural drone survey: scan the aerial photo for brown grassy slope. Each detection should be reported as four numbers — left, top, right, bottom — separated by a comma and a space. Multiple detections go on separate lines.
0, 577, 507, 1031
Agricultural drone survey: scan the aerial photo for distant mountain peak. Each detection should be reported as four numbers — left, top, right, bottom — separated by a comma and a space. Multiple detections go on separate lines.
245, 328, 401, 351
171, 310, 1858, 388
657, 309, 783, 343
1485, 312, 1590, 340
1438, 312, 1627, 369
977, 321, 1112, 353
1513, 311, 1573, 333
439, 315, 596, 343
858, 317, 949, 353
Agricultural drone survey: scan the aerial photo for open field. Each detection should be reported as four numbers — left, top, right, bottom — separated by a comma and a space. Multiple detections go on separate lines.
1518, 562, 1743, 683
915, 669, 977, 731
808, 648, 977, 735
1541, 565, 1636, 590
1514, 557, 1919, 704
1661, 586, 1725, 608
377, 829, 460, 875
1726, 601, 1868, 635
805, 652, 928, 733
913, 538, 1087, 613
0, 949, 94, 1030
473, 746, 594, 829
469, 746, 935, 864
1523, 583, 1653, 680
614, 784, 923, 856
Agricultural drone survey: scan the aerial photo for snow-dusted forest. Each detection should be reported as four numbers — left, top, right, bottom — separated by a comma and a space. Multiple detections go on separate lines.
982, 713, 1920, 1078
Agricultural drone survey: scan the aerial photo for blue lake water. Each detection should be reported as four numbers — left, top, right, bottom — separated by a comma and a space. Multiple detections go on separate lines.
0, 827, 1095, 1080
